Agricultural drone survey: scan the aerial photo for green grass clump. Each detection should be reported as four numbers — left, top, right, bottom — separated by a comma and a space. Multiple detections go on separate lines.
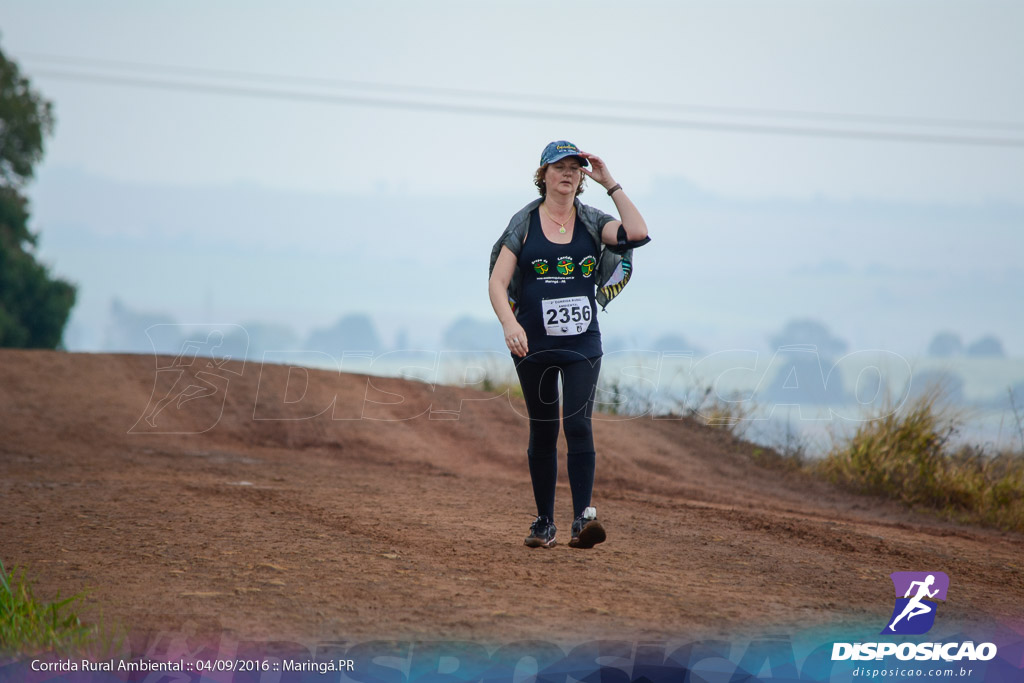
480, 375, 524, 400
816, 388, 1024, 532
684, 385, 755, 437
0, 559, 100, 656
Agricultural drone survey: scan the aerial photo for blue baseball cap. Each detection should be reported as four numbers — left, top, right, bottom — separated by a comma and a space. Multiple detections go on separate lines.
539, 140, 589, 167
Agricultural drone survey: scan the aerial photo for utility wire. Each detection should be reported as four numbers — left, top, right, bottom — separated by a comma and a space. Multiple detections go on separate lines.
32, 67, 1024, 149
23, 51, 1024, 133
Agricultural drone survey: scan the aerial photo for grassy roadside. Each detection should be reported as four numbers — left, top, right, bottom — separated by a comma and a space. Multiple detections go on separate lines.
588, 373, 1024, 533
813, 388, 1024, 532
0, 559, 121, 657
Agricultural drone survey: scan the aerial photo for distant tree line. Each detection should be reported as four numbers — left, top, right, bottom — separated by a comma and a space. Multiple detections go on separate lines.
928, 331, 1005, 358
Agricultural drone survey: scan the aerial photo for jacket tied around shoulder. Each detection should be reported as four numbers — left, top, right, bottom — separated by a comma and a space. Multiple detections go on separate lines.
488, 197, 651, 316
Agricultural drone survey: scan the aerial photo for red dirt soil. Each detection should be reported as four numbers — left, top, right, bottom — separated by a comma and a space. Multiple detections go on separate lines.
1, 350, 1022, 646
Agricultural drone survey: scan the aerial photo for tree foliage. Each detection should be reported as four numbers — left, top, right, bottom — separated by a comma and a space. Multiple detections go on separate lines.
0, 41, 76, 348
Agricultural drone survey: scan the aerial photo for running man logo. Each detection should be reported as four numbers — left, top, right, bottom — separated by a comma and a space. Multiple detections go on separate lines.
129, 325, 246, 434
533, 259, 549, 275
580, 255, 596, 277
881, 571, 949, 635
557, 257, 574, 275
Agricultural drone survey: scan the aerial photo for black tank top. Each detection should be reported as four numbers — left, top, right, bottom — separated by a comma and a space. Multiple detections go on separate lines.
516, 208, 602, 362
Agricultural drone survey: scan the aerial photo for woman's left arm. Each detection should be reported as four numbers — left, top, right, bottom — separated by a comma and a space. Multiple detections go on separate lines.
580, 151, 649, 244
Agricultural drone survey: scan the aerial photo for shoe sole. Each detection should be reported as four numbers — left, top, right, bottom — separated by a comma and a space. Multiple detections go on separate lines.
524, 536, 556, 548
568, 521, 606, 549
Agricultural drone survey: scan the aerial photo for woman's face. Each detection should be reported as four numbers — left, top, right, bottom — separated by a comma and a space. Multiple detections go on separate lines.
544, 157, 583, 197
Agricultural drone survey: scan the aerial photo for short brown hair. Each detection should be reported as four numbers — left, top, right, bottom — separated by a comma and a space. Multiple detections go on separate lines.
534, 163, 587, 197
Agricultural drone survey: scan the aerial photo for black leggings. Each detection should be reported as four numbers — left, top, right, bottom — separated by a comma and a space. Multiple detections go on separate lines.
514, 353, 602, 521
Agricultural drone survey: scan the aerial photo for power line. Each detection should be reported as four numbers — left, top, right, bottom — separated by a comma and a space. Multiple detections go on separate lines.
22, 51, 1024, 133
31, 67, 1024, 149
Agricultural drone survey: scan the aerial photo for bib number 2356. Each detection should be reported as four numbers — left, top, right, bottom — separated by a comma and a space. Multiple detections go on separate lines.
542, 296, 592, 336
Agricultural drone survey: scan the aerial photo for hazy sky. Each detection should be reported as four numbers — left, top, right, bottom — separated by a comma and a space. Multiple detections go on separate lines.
4, 0, 1023, 202
3, 1, 1023, 361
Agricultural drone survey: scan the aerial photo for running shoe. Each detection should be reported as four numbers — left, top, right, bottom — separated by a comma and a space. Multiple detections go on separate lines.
524, 515, 557, 548
568, 506, 606, 549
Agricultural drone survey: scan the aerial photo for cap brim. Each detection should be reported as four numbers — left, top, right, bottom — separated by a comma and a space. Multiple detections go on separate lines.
544, 152, 590, 167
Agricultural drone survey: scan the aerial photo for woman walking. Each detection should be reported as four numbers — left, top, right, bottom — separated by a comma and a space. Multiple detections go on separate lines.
488, 140, 650, 549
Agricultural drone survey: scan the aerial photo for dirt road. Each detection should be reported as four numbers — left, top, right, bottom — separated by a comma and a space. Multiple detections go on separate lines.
1, 350, 1021, 647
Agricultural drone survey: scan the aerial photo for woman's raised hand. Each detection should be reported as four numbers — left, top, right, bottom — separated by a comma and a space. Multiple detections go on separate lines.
579, 152, 616, 190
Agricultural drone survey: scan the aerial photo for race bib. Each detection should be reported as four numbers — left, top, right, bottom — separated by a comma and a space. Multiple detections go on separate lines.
541, 296, 593, 336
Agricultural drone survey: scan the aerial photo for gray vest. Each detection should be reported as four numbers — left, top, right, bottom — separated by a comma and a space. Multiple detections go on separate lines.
488, 198, 644, 316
